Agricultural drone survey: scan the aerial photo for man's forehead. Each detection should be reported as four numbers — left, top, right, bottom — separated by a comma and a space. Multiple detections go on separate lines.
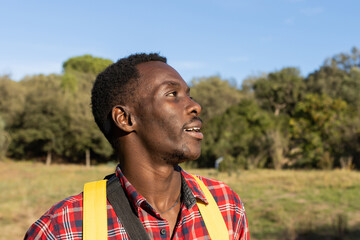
136, 61, 172, 75
136, 61, 186, 85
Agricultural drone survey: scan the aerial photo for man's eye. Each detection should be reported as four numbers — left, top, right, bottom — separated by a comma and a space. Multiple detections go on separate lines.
167, 91, 177, 97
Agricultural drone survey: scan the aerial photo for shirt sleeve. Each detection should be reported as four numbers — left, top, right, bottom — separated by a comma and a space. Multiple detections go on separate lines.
237, 208, 250, 240
230, 188, 250, 240
24, 215, 57, 240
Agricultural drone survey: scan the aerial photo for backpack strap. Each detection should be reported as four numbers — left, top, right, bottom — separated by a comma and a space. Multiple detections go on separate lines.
83, 180, 108, 240
106, 174, 151, 240
83, 175, 150, 240
83, 174, 229, 240
192, 174, 230, 240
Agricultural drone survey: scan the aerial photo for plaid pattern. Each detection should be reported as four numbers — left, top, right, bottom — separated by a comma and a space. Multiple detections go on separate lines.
24, 165, 249, 239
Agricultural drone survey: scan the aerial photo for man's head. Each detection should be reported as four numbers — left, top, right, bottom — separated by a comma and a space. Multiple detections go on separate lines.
92, 53, 203, 164
91, 53, 166, 144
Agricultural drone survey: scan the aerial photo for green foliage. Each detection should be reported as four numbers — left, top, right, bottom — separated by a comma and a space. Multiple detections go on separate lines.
1, 48, 360, 168
330, 111, 360, 169
343, 67, 360, 107
61, 55, 112, 96
61, 90, 113, 162
0, 115, 10, 160
289, 94, 348, 168
8, 75, 69, 159
325, 46, 360, 72
252, 67, 304, 116
199, 98, 273, 169
0, 76, 26, 128
299, 47, 360, 168
63, 54, 113, 75
306, 48, 360, 108
63, 60, 114, 161
1, 73, 113, 163
190, 76, 243, 122
267, 121, 290, 169
60, 55, 114, 162
61, 72, 78, 93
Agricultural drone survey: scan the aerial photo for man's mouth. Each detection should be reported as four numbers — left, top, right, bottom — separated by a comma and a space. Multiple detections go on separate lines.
183, 126, 203, 140
184, 127, 201, 132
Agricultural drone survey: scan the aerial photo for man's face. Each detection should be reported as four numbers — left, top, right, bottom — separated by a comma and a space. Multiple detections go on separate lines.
133, 61, 202, 165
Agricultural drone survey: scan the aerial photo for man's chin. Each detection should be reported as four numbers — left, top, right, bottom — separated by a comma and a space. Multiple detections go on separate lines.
164, 149, 201, 166
185, 152, 201, 162
176, 156, 198, 164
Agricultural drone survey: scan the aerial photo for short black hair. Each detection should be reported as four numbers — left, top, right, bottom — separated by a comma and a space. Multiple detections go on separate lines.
91, 53, 167, 143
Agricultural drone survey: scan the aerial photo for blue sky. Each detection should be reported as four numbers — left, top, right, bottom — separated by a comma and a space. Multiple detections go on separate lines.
1, 0, 359, 85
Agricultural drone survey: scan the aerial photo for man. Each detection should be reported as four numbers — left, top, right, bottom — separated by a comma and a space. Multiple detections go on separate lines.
24, 53, 249, 239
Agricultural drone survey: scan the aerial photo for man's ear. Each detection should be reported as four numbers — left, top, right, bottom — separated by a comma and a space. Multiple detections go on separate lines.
112, 105, 136, 133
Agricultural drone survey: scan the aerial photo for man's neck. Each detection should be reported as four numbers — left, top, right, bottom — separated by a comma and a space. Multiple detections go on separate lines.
120, 157, 182, 212
116, 139, 185, 234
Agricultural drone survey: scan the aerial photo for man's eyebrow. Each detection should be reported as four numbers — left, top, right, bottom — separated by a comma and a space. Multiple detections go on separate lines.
160, 81, 190, 93
160, 81, 181, 87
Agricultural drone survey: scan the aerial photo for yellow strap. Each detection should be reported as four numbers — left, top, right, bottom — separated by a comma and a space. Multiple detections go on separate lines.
192, 174, 230, 240
83, 176, 228, 240
83, 180, 108, 240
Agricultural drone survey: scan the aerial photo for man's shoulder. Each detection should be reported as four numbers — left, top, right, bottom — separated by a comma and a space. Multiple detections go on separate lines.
195, 175, 241, 203
24, 193, 84, 239
40, 192, 83, 220
181, 169, 243, 206
183, 171, 248, 238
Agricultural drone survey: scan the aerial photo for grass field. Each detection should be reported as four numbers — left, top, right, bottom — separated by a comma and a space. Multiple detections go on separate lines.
1, 160, 360, 240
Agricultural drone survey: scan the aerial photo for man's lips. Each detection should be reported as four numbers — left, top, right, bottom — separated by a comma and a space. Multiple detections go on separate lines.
183, 120, 203, 140
184, 130, 204, 140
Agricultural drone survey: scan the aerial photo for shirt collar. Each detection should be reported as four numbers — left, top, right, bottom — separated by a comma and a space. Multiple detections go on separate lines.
179, 166, 208, 207
115, 165, 148, 212
114, 164, 208, 212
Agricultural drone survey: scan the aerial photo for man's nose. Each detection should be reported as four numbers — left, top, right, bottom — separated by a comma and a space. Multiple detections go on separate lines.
187, 97, 202, 116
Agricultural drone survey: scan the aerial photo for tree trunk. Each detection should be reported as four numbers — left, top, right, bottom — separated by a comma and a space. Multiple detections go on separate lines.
46, 150, 52, 166
274, 107, 280, 117
269, 130, 288, 169
274, 103, 286, 117
85, 149, 91, 168
0, 132, 11, 161
340, 156, 353, 170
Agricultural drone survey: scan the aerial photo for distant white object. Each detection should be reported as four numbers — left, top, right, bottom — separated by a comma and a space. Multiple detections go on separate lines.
215, 157, 224, 169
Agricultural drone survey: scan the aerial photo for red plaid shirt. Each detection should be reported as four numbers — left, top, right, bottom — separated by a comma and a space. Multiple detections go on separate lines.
24, 165, 249, 239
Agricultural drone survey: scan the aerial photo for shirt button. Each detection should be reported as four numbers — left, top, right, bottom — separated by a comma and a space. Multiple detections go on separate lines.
160, 229, 166, 235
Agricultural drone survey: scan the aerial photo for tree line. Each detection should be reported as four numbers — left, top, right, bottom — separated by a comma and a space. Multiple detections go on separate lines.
0, 48, 359, 170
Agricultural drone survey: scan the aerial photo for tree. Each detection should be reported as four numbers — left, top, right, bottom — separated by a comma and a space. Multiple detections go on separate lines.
305, 47, 360, 108
301, 47, 360, 169
305, 66, 348, 101
8, 74, 69, 164
0, 76, 26, 128
247, 68, 304, 168
343, 67, 360, 108
289, 94, 348, 168
252, 67, 304, 116
61, 55, 114, 165
199, 98, 273, 170
63, 54, 113, 75
61, 88, 113, 166
267, 114, 291, 169
0, 115, 10, 160
328, 111, 360, 169
324, 46, 360, 72
190, 76, 243, 123
61, 55, 113, 95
